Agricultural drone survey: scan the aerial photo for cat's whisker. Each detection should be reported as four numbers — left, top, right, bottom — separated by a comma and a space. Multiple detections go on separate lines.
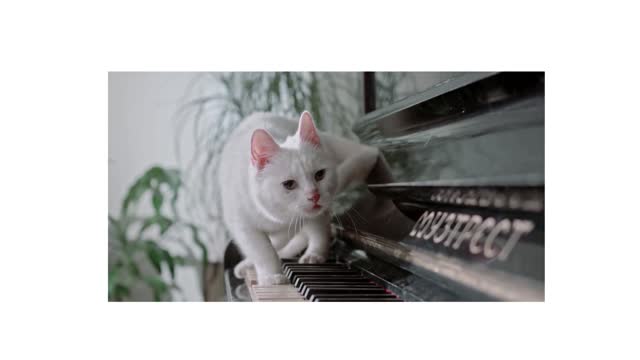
331, 210, 344, 232
287, 215, 294, 239
343, 210, 360, 237
293, 215, 297, 236
349, 208, 369, 224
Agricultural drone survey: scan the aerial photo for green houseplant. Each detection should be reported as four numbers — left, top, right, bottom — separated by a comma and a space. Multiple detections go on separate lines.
108, 166, 208, 301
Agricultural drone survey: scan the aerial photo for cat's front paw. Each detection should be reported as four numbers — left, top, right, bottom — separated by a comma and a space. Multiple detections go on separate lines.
257, 273, 288, 285
233, 259, 254, 279
299, 253, 326, 264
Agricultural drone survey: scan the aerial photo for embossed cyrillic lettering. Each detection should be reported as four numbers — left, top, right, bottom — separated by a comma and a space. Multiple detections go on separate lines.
469, 217, 496, 254
443, 213, 470, 247
433, 213, 457, 244
452, 215, 483, 250
409, 211, 432, 237
422, 211, 447, 240
484, 218, 511, 258
498, 219, 534, 261
408, 209, 535, 261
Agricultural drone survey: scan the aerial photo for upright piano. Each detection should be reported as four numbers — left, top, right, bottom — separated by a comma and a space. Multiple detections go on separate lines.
223, 72, 544, 301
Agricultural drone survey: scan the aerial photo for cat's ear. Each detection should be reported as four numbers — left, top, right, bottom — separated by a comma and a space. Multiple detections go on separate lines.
251, 129, 279, 170
297, 111, 321, 146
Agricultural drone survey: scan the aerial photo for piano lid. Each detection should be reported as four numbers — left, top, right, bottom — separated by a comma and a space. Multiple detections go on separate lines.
355, 72, 544, 187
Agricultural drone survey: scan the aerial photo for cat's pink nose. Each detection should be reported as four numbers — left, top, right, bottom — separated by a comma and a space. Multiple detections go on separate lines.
307, 191, 320, 203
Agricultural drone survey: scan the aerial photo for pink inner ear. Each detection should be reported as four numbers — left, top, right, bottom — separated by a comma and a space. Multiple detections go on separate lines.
251, 129, 279, 170
298, 111, 321, 146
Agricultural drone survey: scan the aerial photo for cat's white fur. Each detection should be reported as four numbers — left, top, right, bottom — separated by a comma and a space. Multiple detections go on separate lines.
218, 111, 379, 285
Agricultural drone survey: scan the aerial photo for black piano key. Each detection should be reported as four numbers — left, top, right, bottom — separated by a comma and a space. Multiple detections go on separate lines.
300, 283, 382, 295
293, 280, 371, 290
298, 282, 379, 288
290, 270, 360, 282
293, 275, 367, 287
301, 285, 387, 293
287, 269, 361, 279
284, 265, 347, 277
300, 283, 381, 295
302, 287, 389, 299
283, 264, 347, 271
309, 293, 399, 301
283, 261, 341, 264
310, 292, 398, 299
292, 274, 365, 281
286, 268, 352, 274
291, 274, 364, 279
294, 276, 370, 282
282, 263, 344, 268
282, 263, 345, 269
295, 279, 373, 289
286, 268, 356, 275
280, 261, 403, 302
313, 297, 402, 302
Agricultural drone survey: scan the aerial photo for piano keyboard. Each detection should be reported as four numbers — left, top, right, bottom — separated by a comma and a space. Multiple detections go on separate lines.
243, 260, 402, 302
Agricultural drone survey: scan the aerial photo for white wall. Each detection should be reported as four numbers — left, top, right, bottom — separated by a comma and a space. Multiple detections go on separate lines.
109, 72, 203, 300
109, 72, 197, 215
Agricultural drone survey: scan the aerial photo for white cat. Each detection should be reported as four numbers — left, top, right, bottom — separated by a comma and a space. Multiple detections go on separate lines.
218, 111, 379, 285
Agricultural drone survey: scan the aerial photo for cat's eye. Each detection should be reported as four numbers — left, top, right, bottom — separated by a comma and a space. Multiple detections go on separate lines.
282, 180, 297, 190
314, 169, 326, 181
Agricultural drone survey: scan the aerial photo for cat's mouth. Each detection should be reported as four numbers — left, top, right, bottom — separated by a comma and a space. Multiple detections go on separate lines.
305, 203, 324, 214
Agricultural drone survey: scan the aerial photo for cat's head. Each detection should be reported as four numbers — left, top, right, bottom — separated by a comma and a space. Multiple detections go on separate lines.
249, 111, 338, 220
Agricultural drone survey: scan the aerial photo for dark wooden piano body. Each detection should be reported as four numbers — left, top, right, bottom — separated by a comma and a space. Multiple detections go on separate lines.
224, 72, 544, 301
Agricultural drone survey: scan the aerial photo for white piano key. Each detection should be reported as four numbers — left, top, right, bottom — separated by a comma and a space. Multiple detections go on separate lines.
244, 268, 306, 301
